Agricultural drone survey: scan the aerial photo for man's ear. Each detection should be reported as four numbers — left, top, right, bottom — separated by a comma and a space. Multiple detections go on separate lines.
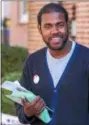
38, 25, 42, 34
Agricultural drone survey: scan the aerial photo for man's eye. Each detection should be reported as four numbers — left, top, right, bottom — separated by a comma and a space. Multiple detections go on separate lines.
44, 25, 52, 29
57, 23, 64, 27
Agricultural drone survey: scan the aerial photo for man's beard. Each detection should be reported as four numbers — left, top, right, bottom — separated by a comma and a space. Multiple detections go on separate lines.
43, 34, 68, 51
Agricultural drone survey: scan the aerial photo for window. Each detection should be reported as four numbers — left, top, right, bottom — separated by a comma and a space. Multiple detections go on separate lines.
19, 0, 29, 23
70, 19, 76, 37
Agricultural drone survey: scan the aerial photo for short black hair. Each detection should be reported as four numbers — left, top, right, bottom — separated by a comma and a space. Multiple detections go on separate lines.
37, 3, 69, 25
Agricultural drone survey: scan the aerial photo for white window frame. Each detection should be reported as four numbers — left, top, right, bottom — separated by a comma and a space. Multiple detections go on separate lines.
70, 19, 76, 37
19, 1, 29, 24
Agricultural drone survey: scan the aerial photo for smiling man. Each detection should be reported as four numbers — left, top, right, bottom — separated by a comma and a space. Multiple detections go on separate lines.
15, 3, 89, 125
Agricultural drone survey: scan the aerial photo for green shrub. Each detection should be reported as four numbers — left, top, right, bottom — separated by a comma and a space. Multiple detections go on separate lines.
1, 71, 22, 115
1, 44, 28, 115
1, 71, 21, 83
1, 44, 28, 76
2, 94, 16, 115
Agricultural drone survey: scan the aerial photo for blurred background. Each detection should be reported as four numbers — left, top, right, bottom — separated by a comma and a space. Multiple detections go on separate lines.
1, 0, 89, 124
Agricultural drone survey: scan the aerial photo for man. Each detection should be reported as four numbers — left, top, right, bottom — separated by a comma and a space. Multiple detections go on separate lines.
15, 3, 89, 125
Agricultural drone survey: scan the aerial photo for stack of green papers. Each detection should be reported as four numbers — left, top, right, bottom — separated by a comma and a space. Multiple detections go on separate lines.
1, 81, 52, 123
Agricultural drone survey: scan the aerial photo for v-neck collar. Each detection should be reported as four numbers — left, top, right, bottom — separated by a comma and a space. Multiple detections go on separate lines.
43, 43, 79, 90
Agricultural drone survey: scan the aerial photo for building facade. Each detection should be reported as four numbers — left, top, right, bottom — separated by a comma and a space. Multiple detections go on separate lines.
8, 1, 28, 48
28, 1, 89, 53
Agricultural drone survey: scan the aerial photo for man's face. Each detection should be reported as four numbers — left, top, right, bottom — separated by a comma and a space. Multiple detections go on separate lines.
38, 12, 69, 50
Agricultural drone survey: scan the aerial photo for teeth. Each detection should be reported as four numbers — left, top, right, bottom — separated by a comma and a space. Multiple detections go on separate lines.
52, 37, 61, 40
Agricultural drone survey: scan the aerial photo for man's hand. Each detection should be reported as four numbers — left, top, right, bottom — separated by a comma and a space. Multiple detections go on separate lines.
22, 96, 46, 117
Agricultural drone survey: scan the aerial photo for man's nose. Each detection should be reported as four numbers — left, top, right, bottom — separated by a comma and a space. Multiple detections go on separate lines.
51, 25, 59, 34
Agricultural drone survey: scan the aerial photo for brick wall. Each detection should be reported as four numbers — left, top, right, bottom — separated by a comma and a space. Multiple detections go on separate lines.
62, 1, 74, 20
76, 2, 89, 47
28, 1, 89, 53
63, 1, 89, 48
28, 1, 50, 53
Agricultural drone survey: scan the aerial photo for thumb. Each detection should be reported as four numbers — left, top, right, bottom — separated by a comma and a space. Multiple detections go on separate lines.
22, 96, 26, 106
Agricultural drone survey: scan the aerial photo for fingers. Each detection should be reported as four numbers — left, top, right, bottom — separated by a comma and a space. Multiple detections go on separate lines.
21, 97, 33, 117
34, 96, 46, 115
35, 102, 45, 115
32, 96, 40, 105
22, 96, 32, 109
35, 97, 46, 109
21, 96, 46, 116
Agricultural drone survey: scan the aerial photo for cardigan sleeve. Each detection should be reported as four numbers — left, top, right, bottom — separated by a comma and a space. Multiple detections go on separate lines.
15, 57, 37, 124
87, 63, 89, 124
88, 63, 89, 113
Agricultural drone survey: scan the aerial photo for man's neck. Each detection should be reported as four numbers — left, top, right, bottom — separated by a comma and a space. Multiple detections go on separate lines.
49, 41, 72, 59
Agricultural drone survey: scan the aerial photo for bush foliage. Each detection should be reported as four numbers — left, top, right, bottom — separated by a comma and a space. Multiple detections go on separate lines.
1, 44, 28, 115
1, 71, 21, 83
1, 44, 28, 77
